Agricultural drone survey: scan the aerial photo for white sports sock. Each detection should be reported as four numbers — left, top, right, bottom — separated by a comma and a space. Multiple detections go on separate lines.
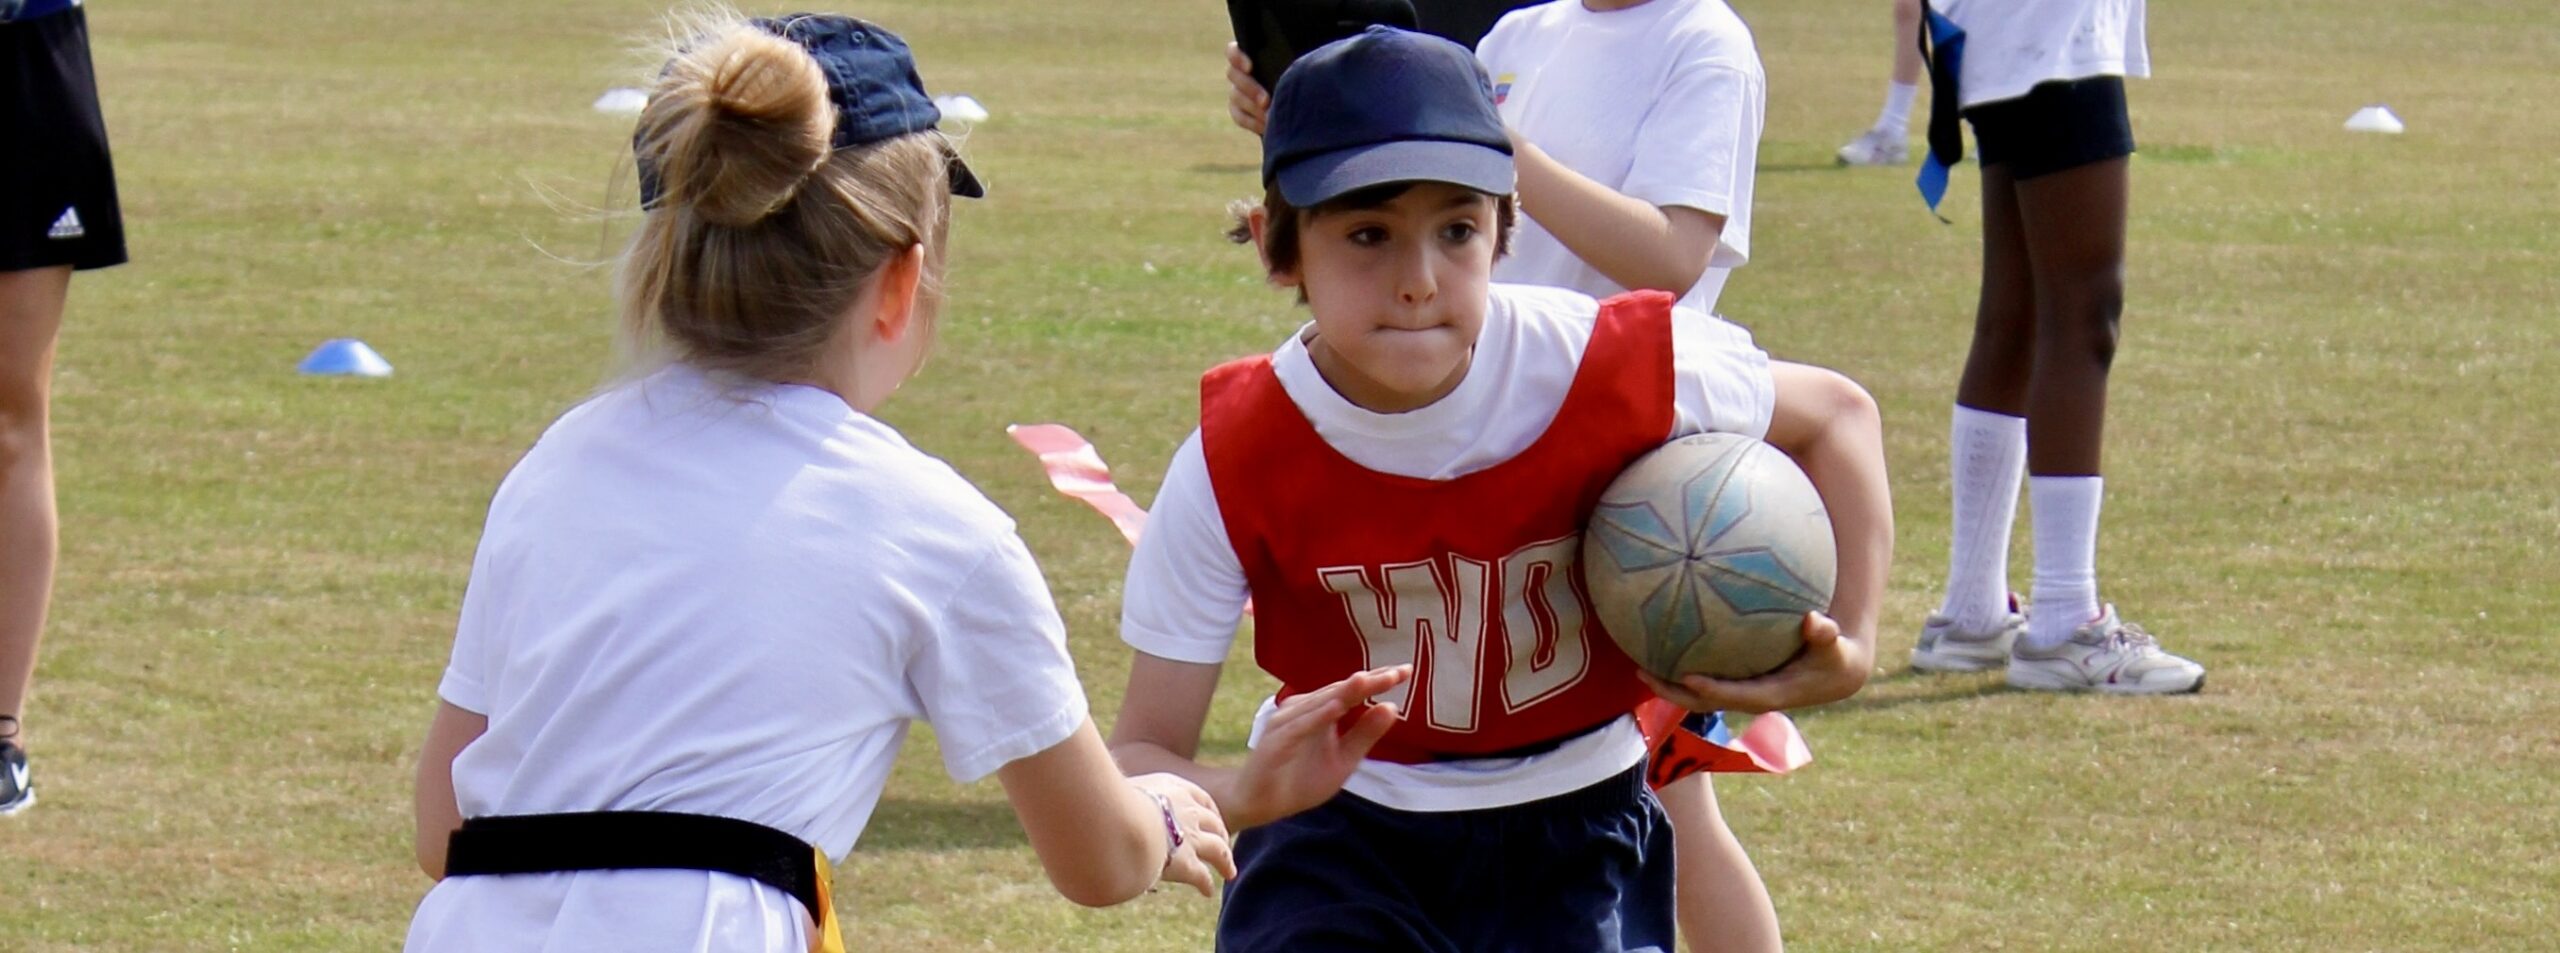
2027, 475, 2106, 650
1937, 406, 2025, 631
1876, 81, 1919, 136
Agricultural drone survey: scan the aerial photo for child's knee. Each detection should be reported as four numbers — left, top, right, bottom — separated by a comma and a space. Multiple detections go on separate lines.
2072, 266, 2126, 322
2041, 292, 2122, 370
2041, 265, 2124, 347
1816, 369, 1882, 431
0, 387, 44, 470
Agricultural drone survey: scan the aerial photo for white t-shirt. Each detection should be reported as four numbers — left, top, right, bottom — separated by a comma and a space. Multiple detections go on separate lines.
1940, 0, 2150, 108
1477, 0, 1764, 317
1121, 284, 1773, 812
407, 364, 1088, 953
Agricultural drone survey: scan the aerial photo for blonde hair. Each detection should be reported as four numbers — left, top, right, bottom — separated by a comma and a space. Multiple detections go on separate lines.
618, 14, 954, 382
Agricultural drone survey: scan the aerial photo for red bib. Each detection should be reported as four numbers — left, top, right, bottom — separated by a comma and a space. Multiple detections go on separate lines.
1200, 292, 1678, 763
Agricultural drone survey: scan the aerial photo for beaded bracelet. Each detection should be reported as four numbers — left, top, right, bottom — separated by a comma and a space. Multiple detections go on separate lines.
1146, 790, 1184, 867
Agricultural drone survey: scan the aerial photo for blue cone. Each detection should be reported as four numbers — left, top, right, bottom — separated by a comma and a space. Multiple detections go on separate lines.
298, 338, 394, 377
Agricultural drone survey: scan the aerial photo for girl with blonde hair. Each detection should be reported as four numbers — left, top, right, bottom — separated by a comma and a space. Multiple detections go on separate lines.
406, 13, 1233, 952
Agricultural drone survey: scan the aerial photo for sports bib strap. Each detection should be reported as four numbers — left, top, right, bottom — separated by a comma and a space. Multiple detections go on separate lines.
444, 811, 845, 953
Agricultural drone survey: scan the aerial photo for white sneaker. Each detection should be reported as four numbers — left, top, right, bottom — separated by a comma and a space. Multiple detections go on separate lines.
1911, 597, 2025, 673
1836, 127, 1910, 167
2007, 606, 2206, 695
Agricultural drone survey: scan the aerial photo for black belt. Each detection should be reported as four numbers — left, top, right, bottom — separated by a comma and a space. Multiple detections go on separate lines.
443, 811, 825, 920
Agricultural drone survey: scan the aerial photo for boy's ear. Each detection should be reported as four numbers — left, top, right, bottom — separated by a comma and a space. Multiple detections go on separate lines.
1246, 204, 1300, 289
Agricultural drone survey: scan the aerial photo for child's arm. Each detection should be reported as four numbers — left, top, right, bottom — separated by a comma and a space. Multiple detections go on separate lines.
1648, 361, 1890, 713
995, 720, 1236, 905
905, 520, 1243, 906
1658, 774, 1783, 953
411, 700, 486, 879
1508, 139, 1726, 296
1110, 659, 1411, 831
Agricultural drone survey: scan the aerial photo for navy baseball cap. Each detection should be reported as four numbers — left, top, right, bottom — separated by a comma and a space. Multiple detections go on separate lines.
639, 14, 983, 208
1262, 26, 1514, 207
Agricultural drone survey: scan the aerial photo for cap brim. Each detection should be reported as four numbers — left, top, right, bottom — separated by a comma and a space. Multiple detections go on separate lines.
1275, 140, 1514, 207
948, 155, 986, 199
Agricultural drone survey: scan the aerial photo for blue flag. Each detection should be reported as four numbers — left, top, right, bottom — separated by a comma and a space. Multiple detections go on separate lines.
1916, 7, 1967, 220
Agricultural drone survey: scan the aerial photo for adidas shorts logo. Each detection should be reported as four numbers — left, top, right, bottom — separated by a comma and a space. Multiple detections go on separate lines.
48, 207, 85, 241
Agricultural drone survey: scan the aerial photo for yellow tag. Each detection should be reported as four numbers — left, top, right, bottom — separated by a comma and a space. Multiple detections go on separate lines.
809, 846, 846, 953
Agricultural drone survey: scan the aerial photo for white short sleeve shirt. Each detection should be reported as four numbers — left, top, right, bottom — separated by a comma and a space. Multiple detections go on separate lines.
408, 365, 1087, 953
1939, 0, 2150, 108
1477, 0, 1765, 316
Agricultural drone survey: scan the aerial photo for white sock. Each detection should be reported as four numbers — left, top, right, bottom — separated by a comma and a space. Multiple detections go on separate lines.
1938, 406, 2025, 631
2027, 475, 2105, 650
1876, 81, 1919, 136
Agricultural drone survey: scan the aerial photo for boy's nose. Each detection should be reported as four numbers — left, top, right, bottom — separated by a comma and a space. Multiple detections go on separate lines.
1396, 250, 1437, 306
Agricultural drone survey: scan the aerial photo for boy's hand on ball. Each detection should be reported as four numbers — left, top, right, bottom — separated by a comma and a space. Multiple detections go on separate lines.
1638, 612, 1873, 714
1131, 773, 1237, 897
1231, 665, 1412, 829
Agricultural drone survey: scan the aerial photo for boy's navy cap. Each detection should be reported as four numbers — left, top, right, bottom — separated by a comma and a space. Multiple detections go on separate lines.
639, 14, 982, 208
1262, 26, 1514, 207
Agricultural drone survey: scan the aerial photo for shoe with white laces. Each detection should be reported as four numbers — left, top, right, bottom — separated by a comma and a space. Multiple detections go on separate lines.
1911, 597, 2026, 672
0, 739, 32, 816
2007, 605, 2206, 695
1836, 127, 1910, 167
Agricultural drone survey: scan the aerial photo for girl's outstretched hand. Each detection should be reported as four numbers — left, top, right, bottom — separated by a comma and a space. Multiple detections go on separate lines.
1229, 665, 1411, 829
1128, 772, 1236, 896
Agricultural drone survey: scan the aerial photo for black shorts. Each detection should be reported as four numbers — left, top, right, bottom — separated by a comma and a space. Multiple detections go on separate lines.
1963, 75, 2135, 180
2, 6, 127, 272
1217, 763, 1675, 953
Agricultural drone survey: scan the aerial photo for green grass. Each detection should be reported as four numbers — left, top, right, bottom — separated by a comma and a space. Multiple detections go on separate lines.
9, 0, 2556, 949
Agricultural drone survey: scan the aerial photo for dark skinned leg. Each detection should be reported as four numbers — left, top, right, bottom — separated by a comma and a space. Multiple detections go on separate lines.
1954, 163, 2036, 416
2012, 157, 2130, 476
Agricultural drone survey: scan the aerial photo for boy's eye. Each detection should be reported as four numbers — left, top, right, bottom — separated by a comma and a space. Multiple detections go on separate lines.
1347, 226, 1389, 246
1440, 221, 1480, 243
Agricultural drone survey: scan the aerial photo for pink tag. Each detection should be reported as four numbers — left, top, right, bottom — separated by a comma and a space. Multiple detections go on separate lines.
1006, 424, 1150, 546
1637, 699, 1812, 786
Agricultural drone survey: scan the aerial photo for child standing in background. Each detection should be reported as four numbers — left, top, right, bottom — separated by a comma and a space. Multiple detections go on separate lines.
1908, 0, 2206, 694
1836, 0, 1925, 167
0, 0, 130, 818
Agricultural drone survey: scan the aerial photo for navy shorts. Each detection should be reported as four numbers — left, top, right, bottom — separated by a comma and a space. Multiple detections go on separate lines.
1217, 763, 1675, 953
1964, 75, 2135, 180
2, 6, 127, 272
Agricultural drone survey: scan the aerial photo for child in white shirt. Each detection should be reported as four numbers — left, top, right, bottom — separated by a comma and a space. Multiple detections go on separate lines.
405, 14, 1235, 953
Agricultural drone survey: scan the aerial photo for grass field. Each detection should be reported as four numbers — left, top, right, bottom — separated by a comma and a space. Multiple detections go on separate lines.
8, 0, 2556, 949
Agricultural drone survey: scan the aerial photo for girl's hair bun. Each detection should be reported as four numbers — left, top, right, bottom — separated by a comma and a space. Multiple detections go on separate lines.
638, 25, 833, 227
